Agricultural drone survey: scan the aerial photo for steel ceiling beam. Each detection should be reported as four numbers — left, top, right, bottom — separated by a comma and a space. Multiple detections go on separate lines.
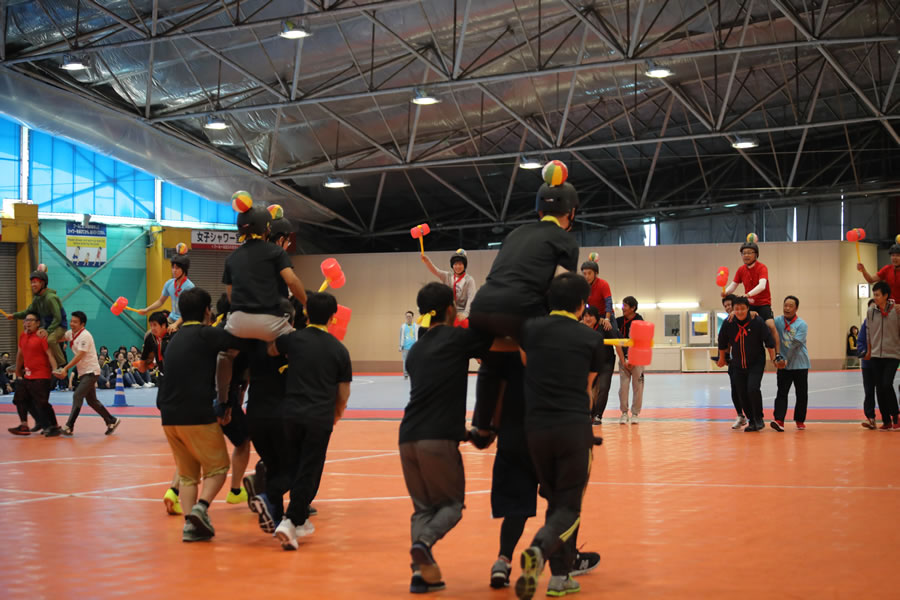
144, 36, 896, 124
423, 168, 496, 220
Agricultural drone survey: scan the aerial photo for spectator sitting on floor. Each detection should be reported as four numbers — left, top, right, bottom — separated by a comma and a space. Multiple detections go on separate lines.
1, 366, 15, 395
98, 359, 116, 389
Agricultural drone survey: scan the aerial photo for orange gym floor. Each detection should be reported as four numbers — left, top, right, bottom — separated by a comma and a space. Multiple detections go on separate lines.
2, 416, 899, 599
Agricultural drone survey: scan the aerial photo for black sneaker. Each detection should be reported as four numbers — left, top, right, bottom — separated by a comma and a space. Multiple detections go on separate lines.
409, 574, 446, 594
308, 505, 318, 516
43, 427, 62, 437
105, 418, 121, 435
8, 424, 30, 436
592, 416, 603, 425
490, 557, 511, 588
410, 541, 441, 585
570, 550, 601, 576
243, 474, 258, 512
30, 425, 42, 433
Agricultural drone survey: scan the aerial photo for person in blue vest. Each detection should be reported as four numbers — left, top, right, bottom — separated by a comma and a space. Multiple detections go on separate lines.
399, 311, 418, 379
770, 296, 810, 431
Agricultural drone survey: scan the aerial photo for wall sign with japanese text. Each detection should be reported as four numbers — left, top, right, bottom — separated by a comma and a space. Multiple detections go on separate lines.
66, 222, 107, 267
191, 229, 240, 250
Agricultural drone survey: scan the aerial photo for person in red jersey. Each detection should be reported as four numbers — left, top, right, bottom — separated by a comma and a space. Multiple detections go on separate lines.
723, 240, 782, 360
858, 243, 900, 304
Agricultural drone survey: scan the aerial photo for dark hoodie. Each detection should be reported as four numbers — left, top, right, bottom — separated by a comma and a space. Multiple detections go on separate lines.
718, 314, 774, 369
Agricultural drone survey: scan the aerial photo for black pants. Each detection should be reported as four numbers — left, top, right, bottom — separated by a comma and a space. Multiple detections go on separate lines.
869, 357, 900, 426
469, 311, 531, 430
773, 369, 809, 423
283, 420, 332, 525
727, 364, 743, 417
526, 423, 593, 576
591, 357, 616, 420
66, 374, 115, 429
248, 416, 289, 522
861, 365, 876, 420
14, 378, 56, 430
733, 362, 765, 426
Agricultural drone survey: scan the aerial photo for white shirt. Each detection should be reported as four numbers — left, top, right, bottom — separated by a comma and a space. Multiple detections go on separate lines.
64, 328, 101, 376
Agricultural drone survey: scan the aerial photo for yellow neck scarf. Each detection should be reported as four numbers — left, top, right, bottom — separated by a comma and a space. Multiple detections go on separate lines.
307, 324, 329, 333
181, 321, 203, 327
541, 215, 562, 228
417, 310, 436, 328
549, 310, 578, 321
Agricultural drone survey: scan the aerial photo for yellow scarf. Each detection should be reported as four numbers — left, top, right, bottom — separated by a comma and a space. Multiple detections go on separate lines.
549, 310, 578, 321
307, 324, 329, 333
541, 215, 562, 228
238, 233, 264, 242
417, 310, 436, 328
181, 321, 202, 327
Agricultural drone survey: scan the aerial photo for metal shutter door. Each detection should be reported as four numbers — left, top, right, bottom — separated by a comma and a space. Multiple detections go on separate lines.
186, 249, 229, 308
0, 244, 16, 354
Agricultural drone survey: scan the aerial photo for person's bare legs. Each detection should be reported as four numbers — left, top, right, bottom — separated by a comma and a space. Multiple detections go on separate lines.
199, 472, 227, 504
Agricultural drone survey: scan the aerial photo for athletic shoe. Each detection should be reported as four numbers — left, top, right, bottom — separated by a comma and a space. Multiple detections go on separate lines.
61, 425, 73, 436
410, 541, 442, 584
862, 418, 877, 429
732, 416, 747, 430
618, 412, 629, 424
490, 556, 511, 588
243, 474, 258, 511
186, 503, 215, 538
308, 505, 318, 516
275, 518, 298, 550
744, 423, 761, 432
515, 546, 544, 600
164, 488, 182, 515
226, 487, 248, 505
105, 418, 121, 436
29, 425, 42, 432
879, 423, 892, 430
254, 460, 267, 493
770, 420, 784, 432
182, 519, 212, 543
893, 421, 900, 431
570, 550, 601, 576
8, 425, 30, 436
249, 494, 276, 534
592, 416, 602, 425
796, 422, 806, 430
43, 427, 61, 437
409, 574, 446, 594
546, 574, 580, 597
130, 384, 141, 389
631, 415, 639, 424
295, 519, 315, 537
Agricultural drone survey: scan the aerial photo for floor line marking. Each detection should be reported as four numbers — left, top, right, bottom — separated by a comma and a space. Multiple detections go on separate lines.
587, 481, 900, 491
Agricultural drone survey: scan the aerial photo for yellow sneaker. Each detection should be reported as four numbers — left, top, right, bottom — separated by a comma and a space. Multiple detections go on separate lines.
226, 487, 248, 505
164, 488, 182, 515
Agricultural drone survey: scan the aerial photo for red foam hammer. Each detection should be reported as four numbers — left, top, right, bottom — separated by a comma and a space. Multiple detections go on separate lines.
715, 266, 730, 288
110, 296, 139, 316
319, 258, 346, 292
410, 223, 430, 254
328, 304, 352, 340
603, 320, 655, 366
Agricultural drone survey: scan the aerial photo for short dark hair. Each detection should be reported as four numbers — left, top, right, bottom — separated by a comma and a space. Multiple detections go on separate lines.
307, 292, 338, 325
71, 310, 87, 325
416, 282, 454, 325
582, 304, 602, 322
405, 310, 414, 317
548, 273, 590, 313
873, 281, 891, 298
24, 310, 40, 321
178, 287, 211, 323
784, 295, 799, 309
722, 294, 737, 306
148, 311, 168, 326
99, 346, 108, 353
623, 296, 638, 310
732, 296, 750, 307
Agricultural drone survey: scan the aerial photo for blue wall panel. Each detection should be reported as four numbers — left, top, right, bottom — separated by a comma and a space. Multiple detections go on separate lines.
161, 183, 236, 225
39, 220, 148, 352
0, 117, 20, 200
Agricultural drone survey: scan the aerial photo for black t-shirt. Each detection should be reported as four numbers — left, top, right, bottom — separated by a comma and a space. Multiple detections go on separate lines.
615, 313, 644, 358
157, 324, 246, 426
399, 325, 494, 444
247, 340, 287, 420
141, 332, 170, 374
275, 327, 352, 430
471, 220, 579, 317
222, 239, 292, 315
520, 315, 605, 431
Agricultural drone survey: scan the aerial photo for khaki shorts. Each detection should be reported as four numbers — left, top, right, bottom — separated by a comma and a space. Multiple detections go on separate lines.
225, 310, 293, 342
163, 424, 230, 487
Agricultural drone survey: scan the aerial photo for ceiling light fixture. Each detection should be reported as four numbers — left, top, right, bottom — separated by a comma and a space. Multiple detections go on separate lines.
411, 88, 440, 105
61, 53, 88, 71
723, 203, 739, 208
644, 61, 673, 78
203, 114, 229, 130
731, 136, 759, 149
280, 20, 311, 39
519, 155, 542, 169
324, 176, 350, 189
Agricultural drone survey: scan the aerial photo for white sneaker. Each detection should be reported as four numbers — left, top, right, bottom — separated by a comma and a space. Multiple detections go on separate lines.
618, 412, 629, 424
732, 416, 748, 430
631, 414, 639, 424
295, 519, 315, 537
130, 384, 141, 389
143, 382, 154, 388
275, 518, 298, 550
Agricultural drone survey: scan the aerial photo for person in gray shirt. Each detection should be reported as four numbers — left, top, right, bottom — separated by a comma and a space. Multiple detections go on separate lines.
863, 281, 900, 430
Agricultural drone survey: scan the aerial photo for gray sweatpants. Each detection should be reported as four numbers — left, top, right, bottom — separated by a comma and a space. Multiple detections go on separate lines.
399, 439, 465, 547
619, 364, 645, 415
